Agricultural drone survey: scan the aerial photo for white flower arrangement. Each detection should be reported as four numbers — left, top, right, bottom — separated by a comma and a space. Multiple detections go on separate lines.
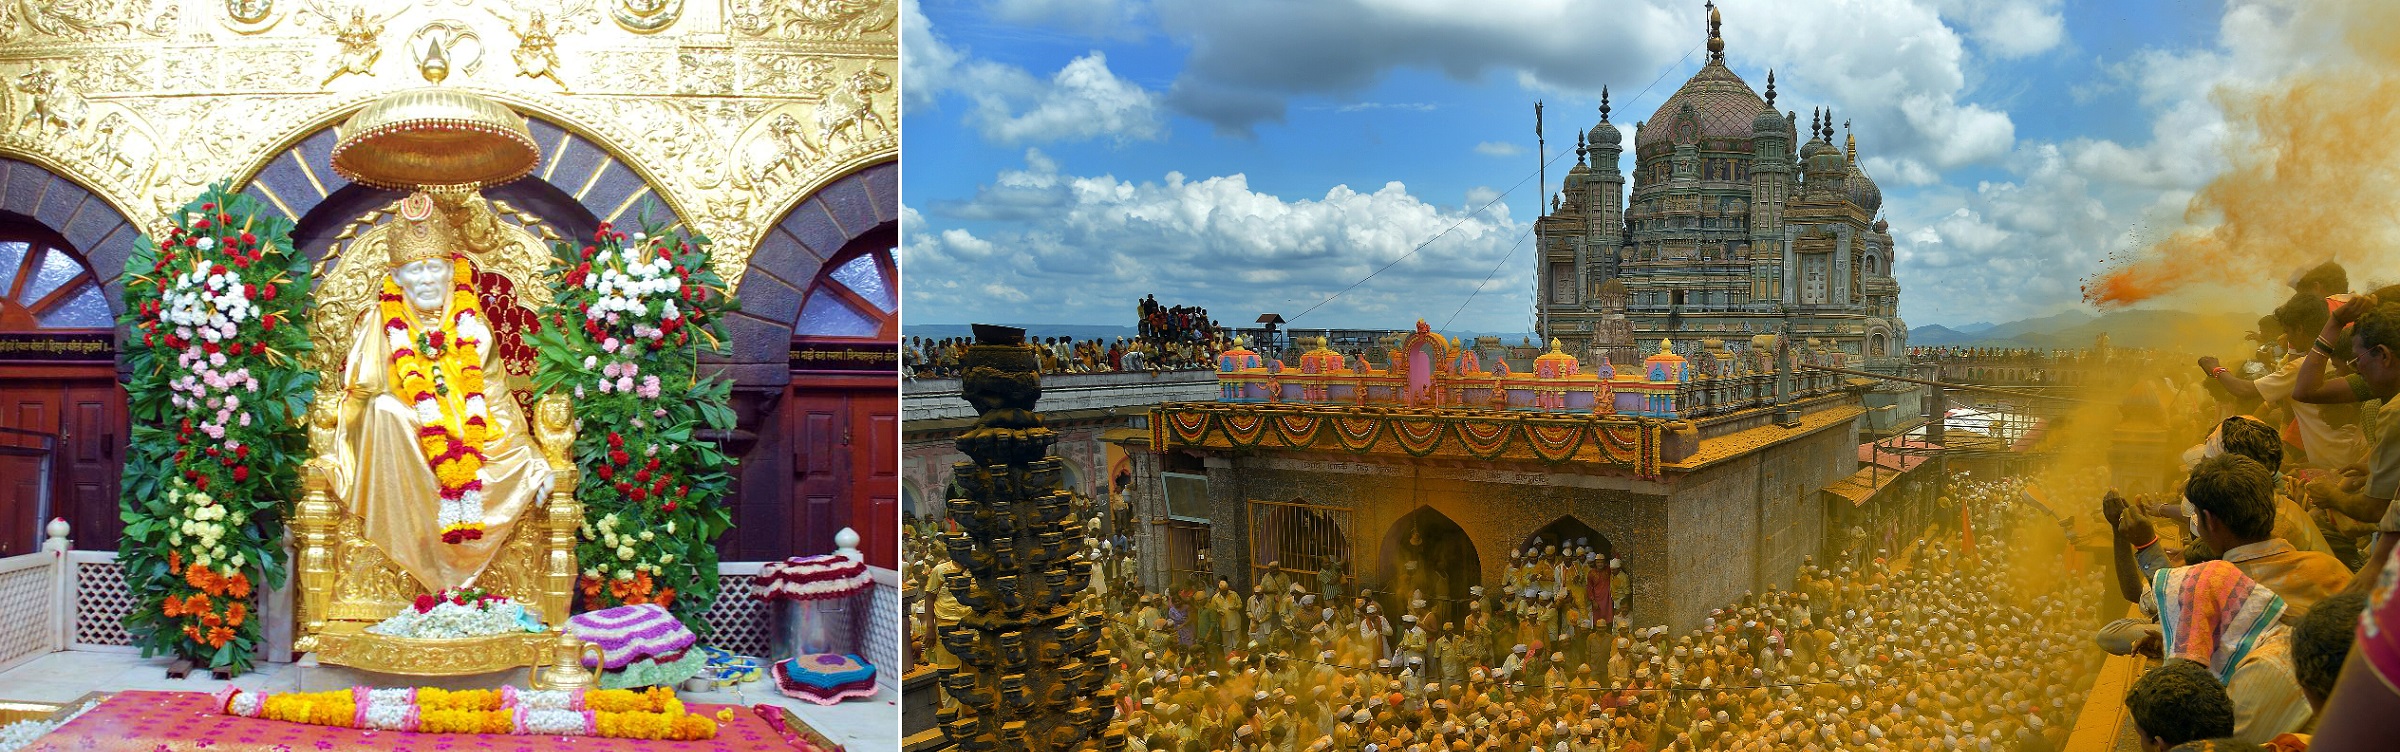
364, 587, 545, 640
0, 695, 102, 752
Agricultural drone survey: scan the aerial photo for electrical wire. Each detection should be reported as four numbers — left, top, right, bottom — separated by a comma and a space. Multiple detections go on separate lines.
1287, 41, 1706, 327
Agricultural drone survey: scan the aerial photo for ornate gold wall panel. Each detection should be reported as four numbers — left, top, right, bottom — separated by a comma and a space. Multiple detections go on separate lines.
0, 0, 897, 291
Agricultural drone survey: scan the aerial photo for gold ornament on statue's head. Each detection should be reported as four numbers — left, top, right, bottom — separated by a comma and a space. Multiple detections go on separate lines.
385, 192, 464, 269
330, 35, 539, 191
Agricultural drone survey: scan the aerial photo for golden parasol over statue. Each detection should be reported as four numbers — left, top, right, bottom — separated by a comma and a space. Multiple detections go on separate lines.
328, 37, 540, 192
292, 34, 587, 680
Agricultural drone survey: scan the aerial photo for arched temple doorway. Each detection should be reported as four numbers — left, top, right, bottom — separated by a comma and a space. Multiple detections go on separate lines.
0, 160, 141, 554
1521, 515, 1613, 563
1373, 506, 1481, 627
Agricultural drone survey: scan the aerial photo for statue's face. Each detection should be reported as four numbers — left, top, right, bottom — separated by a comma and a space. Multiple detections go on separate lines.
392, 259, 453, 313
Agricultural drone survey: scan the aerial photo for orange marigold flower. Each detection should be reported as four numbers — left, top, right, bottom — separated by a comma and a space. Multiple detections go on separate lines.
226, 572, 252, 599
227, 601, 247, 627
186, 593, 212, 615
168, 551, 182, 575
208, 626, 234, 648
201, 612, 222, 628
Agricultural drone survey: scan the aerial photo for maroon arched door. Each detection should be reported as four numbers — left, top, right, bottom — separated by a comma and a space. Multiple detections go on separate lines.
779, 239, 898, 568
0, 220, 126, 556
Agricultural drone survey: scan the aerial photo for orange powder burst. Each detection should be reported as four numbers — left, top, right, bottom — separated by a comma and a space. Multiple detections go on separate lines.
2086, 0, 2400, 307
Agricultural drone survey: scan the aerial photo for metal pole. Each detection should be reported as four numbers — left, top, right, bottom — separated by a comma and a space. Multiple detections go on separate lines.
1535, 100, 1547, 344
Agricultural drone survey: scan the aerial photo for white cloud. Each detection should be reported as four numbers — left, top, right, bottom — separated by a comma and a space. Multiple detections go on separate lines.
1473, 141, 1524, 157
1926, 0, 2066, 59
905, 151, 1530, 330
969, 52, 1166, 144
905, 0, 1166, 144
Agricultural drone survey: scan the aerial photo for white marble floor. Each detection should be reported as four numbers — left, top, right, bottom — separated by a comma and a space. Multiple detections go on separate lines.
0, 650, 897, 750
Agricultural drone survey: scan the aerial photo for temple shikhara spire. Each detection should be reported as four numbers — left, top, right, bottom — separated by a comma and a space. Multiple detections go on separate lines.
1536, 1, 1903, 372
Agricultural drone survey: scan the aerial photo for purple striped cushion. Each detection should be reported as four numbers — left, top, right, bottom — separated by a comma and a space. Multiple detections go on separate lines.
565, 604, 696, 669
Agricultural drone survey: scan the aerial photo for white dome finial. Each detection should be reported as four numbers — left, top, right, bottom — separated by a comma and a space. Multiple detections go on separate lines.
834, 527, 862, 561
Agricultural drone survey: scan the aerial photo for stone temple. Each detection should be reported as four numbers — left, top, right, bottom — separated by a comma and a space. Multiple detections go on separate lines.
1537, 4, 1904, 373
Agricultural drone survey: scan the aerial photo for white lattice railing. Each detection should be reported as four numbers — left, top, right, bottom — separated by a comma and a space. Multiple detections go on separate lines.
10, 522, 901, 692
705, 559, 904, 693
0, 521, 73, 674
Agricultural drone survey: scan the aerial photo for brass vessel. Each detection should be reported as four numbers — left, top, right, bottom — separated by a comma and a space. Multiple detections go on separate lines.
529, 629, 608, 691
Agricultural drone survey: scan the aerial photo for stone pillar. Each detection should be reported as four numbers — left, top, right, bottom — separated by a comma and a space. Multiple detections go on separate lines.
1204, 454, 1248, 593
932, 325, 1123, 752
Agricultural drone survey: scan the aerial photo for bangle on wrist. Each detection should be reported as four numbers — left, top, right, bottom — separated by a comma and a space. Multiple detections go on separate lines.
2132, 535, 2158, 550
2210, 367, 2228, 377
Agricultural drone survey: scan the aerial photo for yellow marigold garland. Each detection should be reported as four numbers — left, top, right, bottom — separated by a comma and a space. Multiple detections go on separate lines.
214, 686, 719, 740
381, 256, 494, 545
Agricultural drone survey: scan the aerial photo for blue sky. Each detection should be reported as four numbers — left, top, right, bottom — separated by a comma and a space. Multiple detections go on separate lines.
903, 0, 2346, 331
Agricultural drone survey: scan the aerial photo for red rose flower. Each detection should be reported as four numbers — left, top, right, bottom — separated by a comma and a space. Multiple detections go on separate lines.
662, 500, 678, 512
607, 432, 624, 449
415, 594, 437, 613
595, 466, 614, 481
235, 445, 250, 459
233, 466, 249, 482
262, 285, 277, 300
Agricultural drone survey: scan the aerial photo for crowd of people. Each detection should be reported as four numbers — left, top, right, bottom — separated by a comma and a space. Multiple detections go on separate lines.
1140, 295, 1219, 346
2080, 260, 2400, 751
905, 296, 1233, 379
909, 474, 2116, 752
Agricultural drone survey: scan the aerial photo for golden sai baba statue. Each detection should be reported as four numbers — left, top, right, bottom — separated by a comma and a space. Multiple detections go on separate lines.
291, 78, 585, 676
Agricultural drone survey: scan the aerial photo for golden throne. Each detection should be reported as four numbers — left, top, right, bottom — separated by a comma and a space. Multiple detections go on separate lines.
290, 192, 583, 675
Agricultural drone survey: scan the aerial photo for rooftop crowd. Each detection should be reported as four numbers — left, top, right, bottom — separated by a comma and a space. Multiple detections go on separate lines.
905, 295, 1229, 379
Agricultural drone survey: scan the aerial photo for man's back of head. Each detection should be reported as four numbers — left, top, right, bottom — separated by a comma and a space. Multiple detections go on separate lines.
2292, 591, 2369, 708
2184, 454, 2278, 544
2127, 659, 2236, 749
2215, 417, 2283, 473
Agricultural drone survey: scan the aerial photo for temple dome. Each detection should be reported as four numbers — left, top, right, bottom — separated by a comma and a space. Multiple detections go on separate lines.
1847, 160, 1882, 214
1590, 121, 1622, 146
1635, 60, 1771, 152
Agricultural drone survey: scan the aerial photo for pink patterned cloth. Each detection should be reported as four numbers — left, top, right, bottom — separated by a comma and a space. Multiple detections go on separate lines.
753, 556, 871, 602
568, 604, 699, 670
14, 690, 799, 752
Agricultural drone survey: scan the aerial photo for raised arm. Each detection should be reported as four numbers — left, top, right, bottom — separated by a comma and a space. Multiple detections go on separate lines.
2197, 355, 2263, 400
2296, 294, 2376, 404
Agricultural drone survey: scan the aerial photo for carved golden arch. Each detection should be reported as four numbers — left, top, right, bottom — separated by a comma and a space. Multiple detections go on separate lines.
221, 89, 694, 233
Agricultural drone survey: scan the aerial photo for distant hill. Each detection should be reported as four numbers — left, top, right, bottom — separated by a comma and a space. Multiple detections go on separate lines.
1953, 321, 1997, 334
1909, 325, 1976, 346
1912, 309, 2251, 352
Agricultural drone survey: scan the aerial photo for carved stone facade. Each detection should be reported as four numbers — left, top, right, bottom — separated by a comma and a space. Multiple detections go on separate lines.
1537, 6, 1904, 373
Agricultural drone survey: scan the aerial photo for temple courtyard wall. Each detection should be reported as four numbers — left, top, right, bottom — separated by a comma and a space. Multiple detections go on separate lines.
1192, 415, 1856, 633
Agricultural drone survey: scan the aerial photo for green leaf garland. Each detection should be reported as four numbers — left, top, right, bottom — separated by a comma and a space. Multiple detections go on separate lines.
533, 217, 739, 635
116, 180, 316, 676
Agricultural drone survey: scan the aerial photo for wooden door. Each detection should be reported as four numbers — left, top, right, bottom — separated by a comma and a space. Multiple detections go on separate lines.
60, 384, 124, 549
849, 392, 897, 569
770, 385, 897, 569
0, 378, 122, 553
786, 390, 847, 560
0, 386, 59, 557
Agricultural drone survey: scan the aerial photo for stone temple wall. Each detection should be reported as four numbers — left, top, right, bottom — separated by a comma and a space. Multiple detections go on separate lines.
1194, 414, 1857, 632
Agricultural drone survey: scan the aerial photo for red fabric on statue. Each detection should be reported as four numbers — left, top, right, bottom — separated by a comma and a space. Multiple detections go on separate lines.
16, 690, 803, 752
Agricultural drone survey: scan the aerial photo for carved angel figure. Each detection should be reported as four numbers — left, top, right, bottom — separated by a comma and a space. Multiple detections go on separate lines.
303, 1, 405, 86
492, 1, 594, 91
